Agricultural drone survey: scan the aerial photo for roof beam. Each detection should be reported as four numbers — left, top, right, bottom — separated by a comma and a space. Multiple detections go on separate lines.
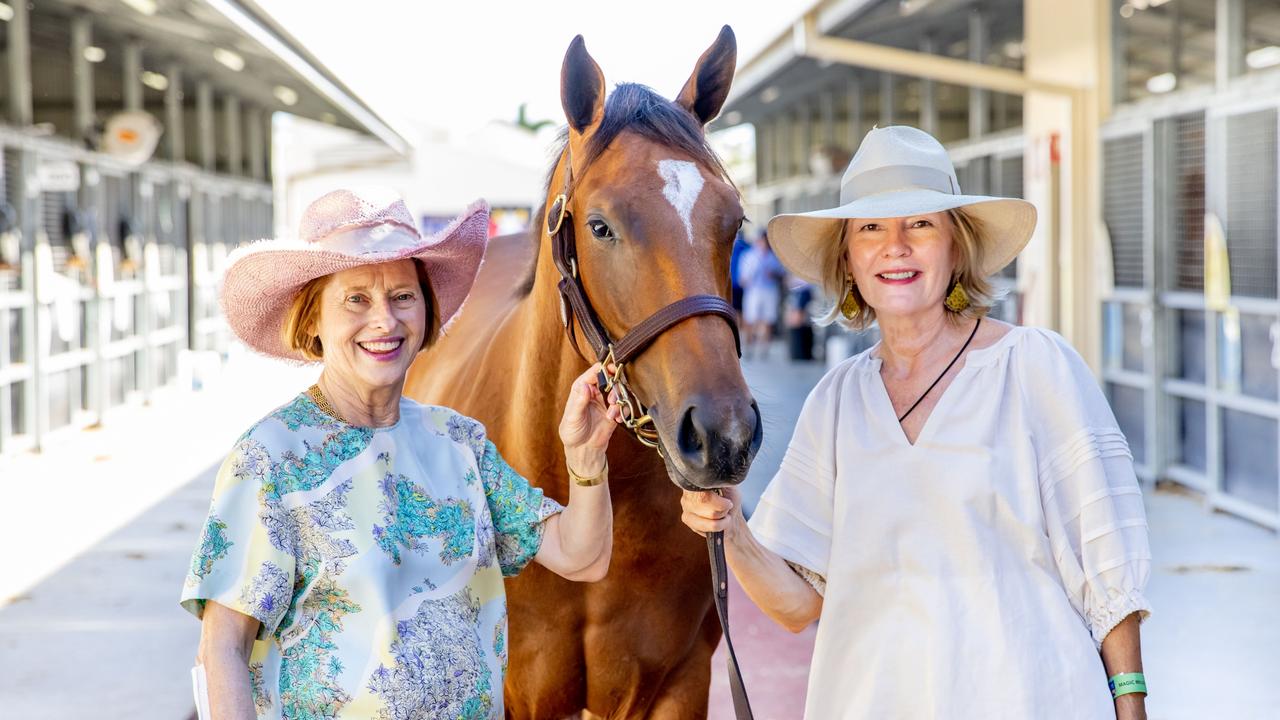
203, 0, 410, 157
791, 12, 1080, 98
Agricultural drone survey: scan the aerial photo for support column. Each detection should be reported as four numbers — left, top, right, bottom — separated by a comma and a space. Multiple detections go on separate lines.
123, 41, 143, 112
776, 113, 792, 181
71, 15, 95, 143
846, 74, 863, 150
1215, 0, 1245, 89
8, 0, 31, 126
9, 0, 37, 445
246, 106, 264, 181
969, 7, 989, 139
755, 116, 771, 185
920, 35, 938, 136
795, 102, 812, 177
223, 95, 241, 177
1170, 1, 1184, 86
197, 81, 215, 172
165, 64, 184, 162
819, 89, 835, 150
262, 110, 273, 182
879, 72, 895, 126
1023, 0, 1108, 369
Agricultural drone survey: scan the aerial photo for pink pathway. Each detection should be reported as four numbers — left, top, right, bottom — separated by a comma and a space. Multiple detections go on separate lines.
708, 573, 816, 720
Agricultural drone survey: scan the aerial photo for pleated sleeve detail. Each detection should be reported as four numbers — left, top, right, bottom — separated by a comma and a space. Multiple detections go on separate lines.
1018, 330, 1153, 648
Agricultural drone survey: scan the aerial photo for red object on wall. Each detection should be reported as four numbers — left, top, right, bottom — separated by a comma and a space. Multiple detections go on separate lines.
1049, 132, 1061, 164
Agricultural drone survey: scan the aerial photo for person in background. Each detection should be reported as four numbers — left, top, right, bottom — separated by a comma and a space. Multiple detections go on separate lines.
783, 274, 816, 361
729, 227, 751, 324
738, 230, 787, 360
681, 126, 1151, 720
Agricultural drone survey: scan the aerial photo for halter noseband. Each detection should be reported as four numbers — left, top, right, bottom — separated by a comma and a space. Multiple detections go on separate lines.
546, 148, 741, 454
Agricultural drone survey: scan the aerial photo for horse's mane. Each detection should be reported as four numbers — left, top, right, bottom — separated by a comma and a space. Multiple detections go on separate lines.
515, 83, 731, 297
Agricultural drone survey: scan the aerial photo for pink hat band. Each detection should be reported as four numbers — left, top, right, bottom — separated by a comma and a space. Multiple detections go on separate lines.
314, 223, 424, 256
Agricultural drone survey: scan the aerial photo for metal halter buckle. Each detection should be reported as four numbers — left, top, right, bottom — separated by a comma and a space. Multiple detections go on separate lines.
599, 348, 662, 455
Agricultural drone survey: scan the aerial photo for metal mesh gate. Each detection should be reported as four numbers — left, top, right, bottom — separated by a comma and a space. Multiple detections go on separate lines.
1224, 109, 1278, 299
1103, 135, 1146, 289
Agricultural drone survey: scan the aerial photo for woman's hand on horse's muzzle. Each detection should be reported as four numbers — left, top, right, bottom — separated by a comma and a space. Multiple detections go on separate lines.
559, 363, 624, 469
679, 487, 742, 536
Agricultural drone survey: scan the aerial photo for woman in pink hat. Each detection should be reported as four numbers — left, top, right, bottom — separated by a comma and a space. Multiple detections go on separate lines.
681, 126, 1150, 719
180, 190, 621, 719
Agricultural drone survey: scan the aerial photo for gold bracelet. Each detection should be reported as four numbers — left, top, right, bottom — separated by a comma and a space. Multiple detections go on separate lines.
567, 458, 608, 487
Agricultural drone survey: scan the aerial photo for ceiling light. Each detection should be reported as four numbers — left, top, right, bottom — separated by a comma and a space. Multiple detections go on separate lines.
1003, 41, 1025, 60
273, 85, 298, 106
84, 46, 106, 63
724, 111, 742, 125
141, 71, 168, 91
760, 86, 781, 104
213, 48, 244, 72
119, 0, 157, 15
1246, 45, 1280, 70
1119, 4, 1135, 18
899, 0, 933, 16
0, 3, 14, 22
320, 112, 338, 124
1145, 72, 1176, 94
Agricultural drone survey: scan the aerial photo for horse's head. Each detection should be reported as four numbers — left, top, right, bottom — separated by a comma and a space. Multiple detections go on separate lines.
545, 27, 762, 490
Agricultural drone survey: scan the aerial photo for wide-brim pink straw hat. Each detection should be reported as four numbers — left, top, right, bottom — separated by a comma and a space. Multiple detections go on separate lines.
220, 189, 488, 362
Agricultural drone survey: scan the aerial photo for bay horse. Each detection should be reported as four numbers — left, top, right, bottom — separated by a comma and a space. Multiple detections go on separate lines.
405, 27, 760, 719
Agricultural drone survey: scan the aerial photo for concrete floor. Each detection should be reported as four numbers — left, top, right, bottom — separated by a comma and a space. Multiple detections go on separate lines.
0, 343, 1276, 719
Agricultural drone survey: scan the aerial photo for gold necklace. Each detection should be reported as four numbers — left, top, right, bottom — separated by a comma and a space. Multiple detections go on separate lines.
308, 383, 347, 423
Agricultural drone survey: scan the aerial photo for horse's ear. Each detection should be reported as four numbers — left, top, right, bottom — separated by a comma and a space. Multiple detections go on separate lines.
676, 25, 737, 125
560, 35, 606, 135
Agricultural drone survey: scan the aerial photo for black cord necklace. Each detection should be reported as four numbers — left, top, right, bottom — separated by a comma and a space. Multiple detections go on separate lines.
895, 318, 982, 423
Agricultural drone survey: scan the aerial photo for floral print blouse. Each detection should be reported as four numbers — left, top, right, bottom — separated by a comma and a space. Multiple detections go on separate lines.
180, 393, 563, 719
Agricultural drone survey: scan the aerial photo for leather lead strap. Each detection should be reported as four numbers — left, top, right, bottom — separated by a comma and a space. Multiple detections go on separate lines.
708, 530, 754, 720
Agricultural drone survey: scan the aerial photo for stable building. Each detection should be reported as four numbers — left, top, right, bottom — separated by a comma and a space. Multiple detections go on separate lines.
0, 0, 407, 455
717, 0, 1280, 527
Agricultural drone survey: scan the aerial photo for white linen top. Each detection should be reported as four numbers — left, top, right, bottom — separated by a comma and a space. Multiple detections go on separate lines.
749, 326, 1152, 719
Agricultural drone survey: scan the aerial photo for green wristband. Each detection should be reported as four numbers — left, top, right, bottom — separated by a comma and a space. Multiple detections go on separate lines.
1109, 672, 1147, 699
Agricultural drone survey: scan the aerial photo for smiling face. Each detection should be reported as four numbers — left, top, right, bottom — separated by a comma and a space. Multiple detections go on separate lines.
315, 260, 427, 394
845, 212, 956, 322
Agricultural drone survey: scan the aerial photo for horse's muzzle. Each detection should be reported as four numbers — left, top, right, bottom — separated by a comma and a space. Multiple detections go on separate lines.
658, 396, 762, 490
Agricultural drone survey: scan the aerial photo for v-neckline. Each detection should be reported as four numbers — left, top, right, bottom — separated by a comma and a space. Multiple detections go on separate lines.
871, 359, 970, 447
867, 326, 1022, 447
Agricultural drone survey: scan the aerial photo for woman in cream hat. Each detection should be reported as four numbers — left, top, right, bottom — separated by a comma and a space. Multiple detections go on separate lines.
681, 127, 1151, 719
180, 189, 621, 719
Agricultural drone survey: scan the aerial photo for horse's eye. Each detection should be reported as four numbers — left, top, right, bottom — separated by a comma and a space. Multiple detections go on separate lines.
587, 219, 614, 241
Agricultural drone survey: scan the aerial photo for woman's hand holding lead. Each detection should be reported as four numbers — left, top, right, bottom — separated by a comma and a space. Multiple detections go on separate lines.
680, 486, 743, 535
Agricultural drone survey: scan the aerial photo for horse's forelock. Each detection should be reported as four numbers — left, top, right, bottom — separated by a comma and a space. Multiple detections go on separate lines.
518, 83, 732, 296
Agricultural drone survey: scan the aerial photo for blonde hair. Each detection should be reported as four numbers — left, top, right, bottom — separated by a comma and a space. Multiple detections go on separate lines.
815, 207, 997, 330
282, 260, 441, 361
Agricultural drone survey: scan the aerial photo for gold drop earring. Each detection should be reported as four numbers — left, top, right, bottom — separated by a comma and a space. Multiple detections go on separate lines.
944, 279, 970, 313
840, 275, 860, 320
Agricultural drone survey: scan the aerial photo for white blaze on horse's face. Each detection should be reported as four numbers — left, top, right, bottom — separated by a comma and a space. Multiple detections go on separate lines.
657, 159, 705, 245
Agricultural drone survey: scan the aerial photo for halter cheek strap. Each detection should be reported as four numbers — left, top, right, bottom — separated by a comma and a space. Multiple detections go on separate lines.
546, 148, 741, 450
545, 146, 754, 720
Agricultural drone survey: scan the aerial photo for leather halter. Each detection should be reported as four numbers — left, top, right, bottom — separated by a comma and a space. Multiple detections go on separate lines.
546, 148, 741, 453
546, 146, 755, 720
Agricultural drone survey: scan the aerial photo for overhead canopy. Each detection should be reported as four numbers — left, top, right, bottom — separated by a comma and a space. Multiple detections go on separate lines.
31, 0, 411, 156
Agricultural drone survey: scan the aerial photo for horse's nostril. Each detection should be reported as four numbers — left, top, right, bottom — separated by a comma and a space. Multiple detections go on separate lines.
750, 400, 764, 450
678, 406, 704, 456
